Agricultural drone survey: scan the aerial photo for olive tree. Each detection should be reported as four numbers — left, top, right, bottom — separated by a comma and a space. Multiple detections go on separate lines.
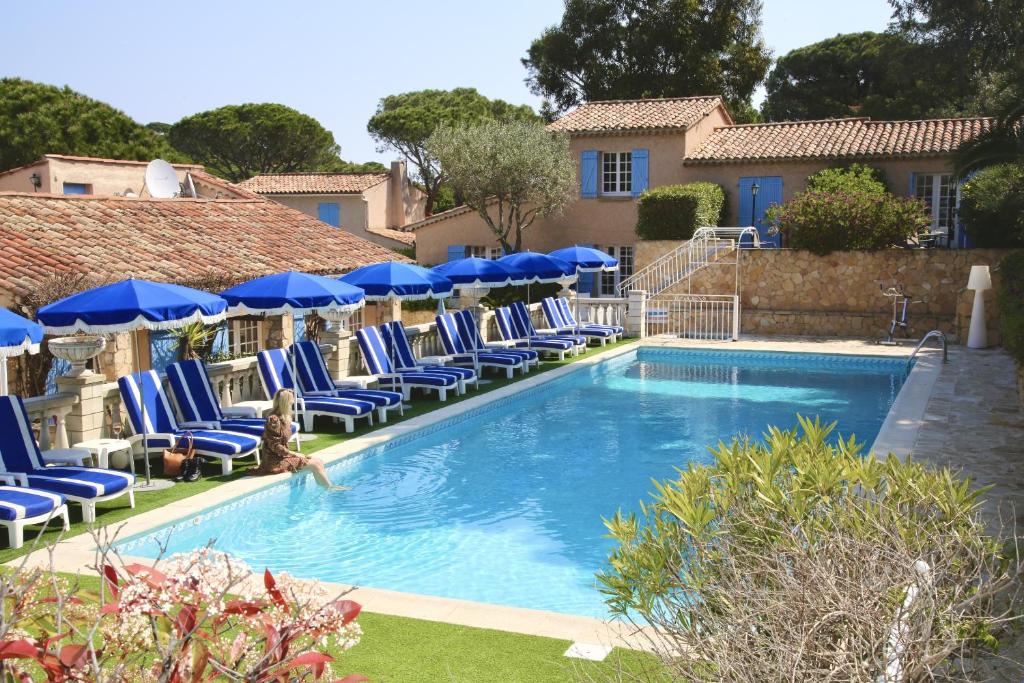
426, 120, 575, 254
599, 416, 1022, 681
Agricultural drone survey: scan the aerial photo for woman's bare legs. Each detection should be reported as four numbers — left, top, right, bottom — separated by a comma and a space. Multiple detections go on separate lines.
305, 457, 333, 488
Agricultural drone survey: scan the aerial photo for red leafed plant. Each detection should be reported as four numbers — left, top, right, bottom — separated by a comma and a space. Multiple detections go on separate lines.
0, 533, 365, 682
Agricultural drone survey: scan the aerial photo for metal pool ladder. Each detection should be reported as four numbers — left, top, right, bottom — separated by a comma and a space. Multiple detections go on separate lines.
906, 330, 949, 373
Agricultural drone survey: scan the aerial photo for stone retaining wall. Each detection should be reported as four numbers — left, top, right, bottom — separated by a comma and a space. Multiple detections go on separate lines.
634, 243, 1011, 342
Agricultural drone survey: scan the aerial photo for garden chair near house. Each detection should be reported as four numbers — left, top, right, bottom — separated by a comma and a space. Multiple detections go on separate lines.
291, 341, 404, 422
379, 321, 478, 393
435, 313, 525, 379
354, 326, 460, 401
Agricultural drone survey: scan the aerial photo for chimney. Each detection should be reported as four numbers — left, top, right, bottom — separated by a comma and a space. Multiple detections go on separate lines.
389, 160, 407, 228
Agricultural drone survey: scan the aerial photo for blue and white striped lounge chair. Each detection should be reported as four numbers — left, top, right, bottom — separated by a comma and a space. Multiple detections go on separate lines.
556, 297, 623, 339
541, 297, 615, 346
454, 309, 538, 370
510, 301, 586, 353
379, 321, 478, 393
257, 349, 377, 433
166, 360, 298, 441
292, 341, 404, 422
494, 306, 574, 361
355, 326, 459, 401
0, 395, 134, 524
118, 371, 260, 476
435, 313, 525, 379
0, 485, 68, 549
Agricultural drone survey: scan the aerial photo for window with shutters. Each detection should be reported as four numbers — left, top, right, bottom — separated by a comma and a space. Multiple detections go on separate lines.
466, 245, 501, 259
599, 246, 635, 296
229, 319, 261, 356
601, 152, 632, 195
914, 173, 957, 241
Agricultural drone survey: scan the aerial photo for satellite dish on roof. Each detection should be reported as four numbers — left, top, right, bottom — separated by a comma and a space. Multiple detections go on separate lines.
144, 159, 180, 198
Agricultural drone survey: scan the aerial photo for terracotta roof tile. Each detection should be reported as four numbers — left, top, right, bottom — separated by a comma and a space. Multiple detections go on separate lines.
547, 96, 725, 135
0, 193, 409, 297
238, 173, 390, 195
365, 227, 415, 246
685, 117, 994, 164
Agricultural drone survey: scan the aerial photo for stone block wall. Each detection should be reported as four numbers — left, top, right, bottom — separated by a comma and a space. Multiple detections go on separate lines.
634, 243, 1011, 341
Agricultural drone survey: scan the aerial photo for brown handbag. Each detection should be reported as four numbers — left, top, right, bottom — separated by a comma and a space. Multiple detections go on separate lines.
162, 432, 195, 478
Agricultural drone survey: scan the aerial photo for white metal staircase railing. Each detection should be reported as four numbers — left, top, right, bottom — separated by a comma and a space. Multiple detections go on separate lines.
617, 227, 760, 298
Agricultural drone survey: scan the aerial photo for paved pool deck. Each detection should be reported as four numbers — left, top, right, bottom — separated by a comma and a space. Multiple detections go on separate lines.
8, 335, 1022, 657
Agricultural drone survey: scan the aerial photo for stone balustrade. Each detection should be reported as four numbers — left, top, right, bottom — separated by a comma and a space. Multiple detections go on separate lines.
23, 392, 77, 450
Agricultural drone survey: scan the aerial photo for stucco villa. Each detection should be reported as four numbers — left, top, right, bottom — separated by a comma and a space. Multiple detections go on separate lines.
238, 161, 425, 250
0, 189, 407, 388
0, 154, 257, 200
407, 96, 992, 296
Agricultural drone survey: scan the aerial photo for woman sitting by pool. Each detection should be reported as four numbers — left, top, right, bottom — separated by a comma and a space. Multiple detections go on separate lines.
256, 389, 344, 489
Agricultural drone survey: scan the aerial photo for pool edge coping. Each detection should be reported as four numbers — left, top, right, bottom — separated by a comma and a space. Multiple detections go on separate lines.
7, 337, 933, 648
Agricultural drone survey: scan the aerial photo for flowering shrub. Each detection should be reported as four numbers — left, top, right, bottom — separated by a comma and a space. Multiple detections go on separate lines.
0, 543, 364, 682
765, 189, 930, 254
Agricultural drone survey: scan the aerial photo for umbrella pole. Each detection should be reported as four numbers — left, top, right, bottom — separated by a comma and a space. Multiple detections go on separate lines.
0, 360, 7, 397
290, 337, 302, 453
134, 329, 153, 486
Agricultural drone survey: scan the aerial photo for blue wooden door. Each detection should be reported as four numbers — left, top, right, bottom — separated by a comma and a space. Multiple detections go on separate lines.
318, 202, 340, 227
738, 176, 783, 247
149, 330, 178, 375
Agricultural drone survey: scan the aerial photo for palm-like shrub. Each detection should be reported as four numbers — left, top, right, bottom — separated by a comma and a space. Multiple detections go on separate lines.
599, 417, 1020, 681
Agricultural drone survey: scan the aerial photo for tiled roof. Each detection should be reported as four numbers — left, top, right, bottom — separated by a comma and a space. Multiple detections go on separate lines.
366, 227, 415, 246
238, 173, 390, 195
0, 193, 408, 297
685, 117, 995, 164
547, 96, 725, 135
403, 204, 478, 232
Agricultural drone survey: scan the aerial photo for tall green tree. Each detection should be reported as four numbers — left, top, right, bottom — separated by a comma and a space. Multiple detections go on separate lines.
0, 78, 180, 171
762, 32, 946, 121
522, 0, 771, 121
889, 0, 1024, 115
168, 103, 344, 182
427, 121, 575, 254
367, 88, 538, 216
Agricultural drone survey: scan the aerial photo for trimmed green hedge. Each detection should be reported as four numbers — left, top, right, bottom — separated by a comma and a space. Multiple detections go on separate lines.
805, 163, 888, 196
635, 182, 725, 240
997, 250, 1024, 364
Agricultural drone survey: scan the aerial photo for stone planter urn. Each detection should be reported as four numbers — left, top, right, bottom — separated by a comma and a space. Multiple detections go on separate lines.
48, 335, 107, 377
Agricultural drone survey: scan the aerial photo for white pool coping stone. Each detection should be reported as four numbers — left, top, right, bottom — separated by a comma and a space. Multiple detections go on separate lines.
9, 336, 937, 652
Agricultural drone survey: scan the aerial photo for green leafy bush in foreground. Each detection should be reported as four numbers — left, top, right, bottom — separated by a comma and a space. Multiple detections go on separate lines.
599, 416, 1020, 681
805, 162, 888, 196
766, 189, 930, 254
635, 182, 725, 240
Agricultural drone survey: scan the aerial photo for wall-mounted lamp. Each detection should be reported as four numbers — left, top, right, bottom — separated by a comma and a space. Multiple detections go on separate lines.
749, 182, 760, 227
29, 173, 41, 191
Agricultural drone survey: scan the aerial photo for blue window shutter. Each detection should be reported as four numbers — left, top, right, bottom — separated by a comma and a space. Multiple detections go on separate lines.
908, 172, 917, 197
293, 314, 306, 342
149, 330, 178, 376
578, 243, 597, 295
447, 245, 466, 261
631, 149, 649, 198
211, 323, 229, 357
62, 183, 89, 195
580, 150, 598, 198
318, 202, 340, 227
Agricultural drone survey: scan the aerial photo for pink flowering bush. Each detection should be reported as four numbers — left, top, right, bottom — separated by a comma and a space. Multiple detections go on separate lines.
765, 189, 931, 254
0, 542, 365, 682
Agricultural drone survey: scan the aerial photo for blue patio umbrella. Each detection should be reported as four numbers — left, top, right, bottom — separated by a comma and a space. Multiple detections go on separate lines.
38, 278, 228, 486
549, 246, 619, 324
0, 308, 44, 396
220, 272, 366, 451
548, 245, 618, 273
497, 251, 577, 285
431, 257, 529, 289
339, 262, 454, 301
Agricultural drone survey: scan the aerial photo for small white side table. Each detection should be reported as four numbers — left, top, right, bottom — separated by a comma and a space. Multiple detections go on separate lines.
73, 438, 134, 473
42, 448, 93, 467
229, 400, 273, 417
334, 375, 380, 389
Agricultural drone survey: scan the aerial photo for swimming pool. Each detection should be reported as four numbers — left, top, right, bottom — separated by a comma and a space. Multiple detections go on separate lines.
119, 348, 909, 618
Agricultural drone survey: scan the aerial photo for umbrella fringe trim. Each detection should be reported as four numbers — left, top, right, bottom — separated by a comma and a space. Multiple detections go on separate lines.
40, 311, 228, 336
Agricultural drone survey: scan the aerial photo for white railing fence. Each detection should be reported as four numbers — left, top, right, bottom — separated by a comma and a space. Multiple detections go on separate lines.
645, 294, 740, 341
23, 393, 77, 450
575, 296, 627, 328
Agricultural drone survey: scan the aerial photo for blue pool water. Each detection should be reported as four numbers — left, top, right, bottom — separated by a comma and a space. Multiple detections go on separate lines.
119, 348, 908, 618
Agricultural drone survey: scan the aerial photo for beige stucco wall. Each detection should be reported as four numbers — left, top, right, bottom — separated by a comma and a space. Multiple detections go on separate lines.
262, 192, 411, 249
0, 158, 202, 196
413, 118, 959, 265
682, 157, 953, 225
635, 243, 1010, 341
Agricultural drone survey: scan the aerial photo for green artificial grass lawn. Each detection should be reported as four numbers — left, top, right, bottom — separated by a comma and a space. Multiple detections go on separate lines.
50, 572, 666, 683
0, 339, 634, 564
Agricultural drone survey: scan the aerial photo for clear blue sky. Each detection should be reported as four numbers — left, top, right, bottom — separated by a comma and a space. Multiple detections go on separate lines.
1, 0, 894, 165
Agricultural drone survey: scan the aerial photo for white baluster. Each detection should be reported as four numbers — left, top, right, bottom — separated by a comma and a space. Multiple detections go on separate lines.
55, 408, 69, 449
38, 412, 52, 450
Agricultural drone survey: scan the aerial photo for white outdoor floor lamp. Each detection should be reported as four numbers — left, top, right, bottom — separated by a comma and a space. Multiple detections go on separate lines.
966, 265, 992, 349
